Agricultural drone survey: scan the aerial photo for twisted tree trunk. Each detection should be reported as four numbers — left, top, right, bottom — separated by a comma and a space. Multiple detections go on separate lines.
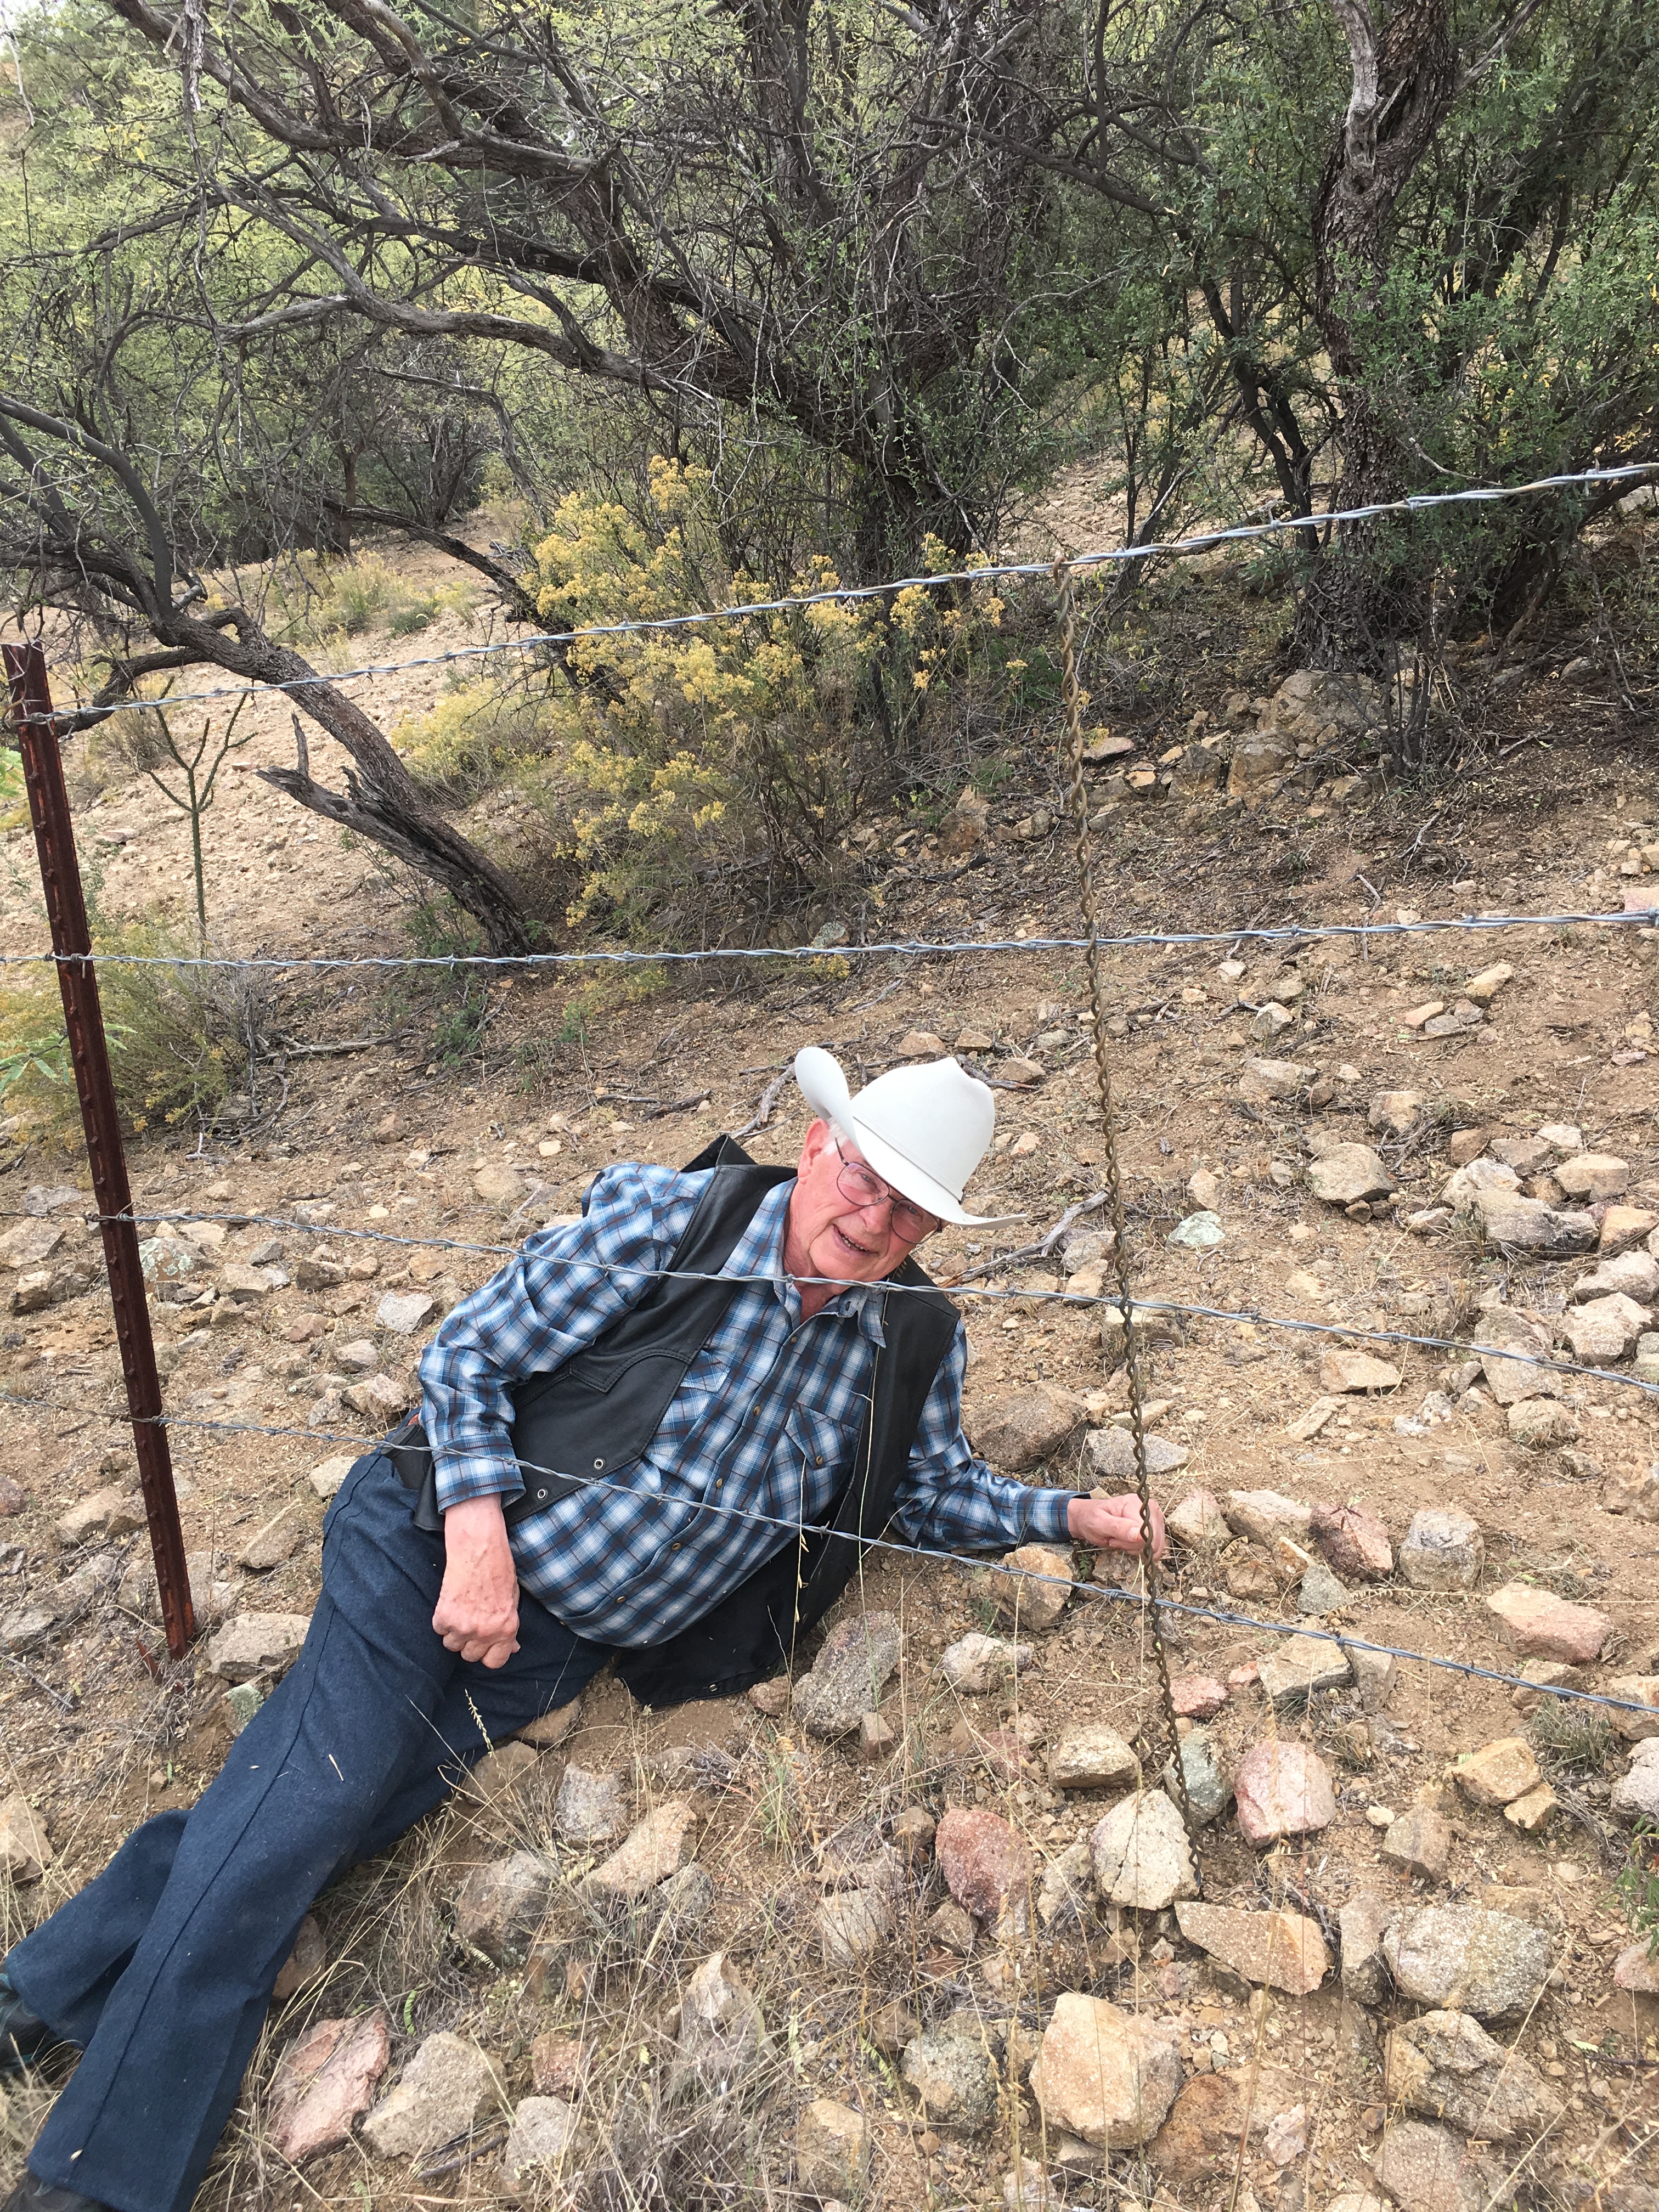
1297, 0, 1460, 667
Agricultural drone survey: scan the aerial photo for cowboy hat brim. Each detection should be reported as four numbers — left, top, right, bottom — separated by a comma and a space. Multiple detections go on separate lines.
793, 1045, 1024, 1229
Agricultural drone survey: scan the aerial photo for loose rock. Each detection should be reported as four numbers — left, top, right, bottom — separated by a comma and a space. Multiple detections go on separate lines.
1311, 1501, 1393, 1579
1319, 1350, 1402, 1394
792, 1612, 902, 1739
1452, 1738, 1543, 1807
936, 1807, 1032, 1922
1233, 1741, 1336, 1846
1605, 1675, 1659, 1742
583, 1802, 698, 1900
270, 1915, 326, 2004
1258, 1634, 1351, 1706
0, 1791, 52, 1883
997, 1543, 1074, 1630
1398, 1509, 1484, 1590
940, 1631, 1034, 1695
1385, 2010, 1562, 2140
817, 1889, 895, 1966
1150, 2065, 1304, 2184
1508, 1400, 1580, 1448
1307, 1144, 1396, 1207
969, 1385, 1087, 1471
455, 1852, 555, 1963
1382, 1904, 1552, 2020
239, 1502, 307, 1572
500, 2096, 582, 2187
1564, 1291, 1648, 1362
795, 2099, 871, 2201
552, 1764, 630, 1846
1172, 1903, 1329, 1994
1030, 1995, 1183, 2148
1088, 1788, 1197, 1909
1083, 1428, 1189, 1483
1485, 1582, 1610, 1664
361, 2031, 494, 2159
1167, 1488, 1231, 1546
1612, 1742, 1659, 1819
269, 2011, 392, 2163
207, 1611, 312, 1683
1374, 2120, 1495, 2212
1476, 1190, 1596, 1257
1166, 1728, 1232, 1827
1555, 1152, 1630, 1201
901, 2019, 999, 2129
1381, 1805, 1452, 1882
1339, 1892, 1395, 2006
1048, 1722, 1139, 1791
1222, 1489, 1313, 1544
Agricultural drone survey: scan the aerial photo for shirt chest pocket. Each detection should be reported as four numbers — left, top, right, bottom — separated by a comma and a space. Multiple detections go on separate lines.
782, 1402, 855, 1482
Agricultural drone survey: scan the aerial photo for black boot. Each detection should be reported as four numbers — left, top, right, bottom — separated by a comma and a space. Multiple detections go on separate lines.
2, 2179, 115, 2212
0, 1973, 55, 2077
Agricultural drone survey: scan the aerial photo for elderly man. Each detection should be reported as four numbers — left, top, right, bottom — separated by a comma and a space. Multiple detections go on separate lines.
0, 1048, 1160, 2212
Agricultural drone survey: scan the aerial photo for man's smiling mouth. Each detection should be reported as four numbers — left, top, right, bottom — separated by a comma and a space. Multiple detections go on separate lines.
831, 1220, 878, 1260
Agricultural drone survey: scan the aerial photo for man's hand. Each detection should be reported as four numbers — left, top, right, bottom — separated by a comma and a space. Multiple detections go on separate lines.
1068, 1491, 1168, 1559
434, 1496, 521, 1667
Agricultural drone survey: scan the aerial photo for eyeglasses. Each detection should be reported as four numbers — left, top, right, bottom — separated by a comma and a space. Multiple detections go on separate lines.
832, 1141, 940, 1242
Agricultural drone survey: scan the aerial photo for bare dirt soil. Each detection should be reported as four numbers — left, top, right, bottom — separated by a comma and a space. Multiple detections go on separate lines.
1, 523, 1658, 2212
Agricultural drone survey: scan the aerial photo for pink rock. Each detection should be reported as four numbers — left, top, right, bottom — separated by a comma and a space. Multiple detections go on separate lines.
1228, 1661, 1260, 1688
1613, 1942, 1659, 1995
269, 2011, 391, 2162
935, 1806, 1031, 1922
1171, 1675, 1228, 1720
1233, 1742, 1337, 1846
1310, 1501, 1393, 1581
1485, 1583, 1611, 1666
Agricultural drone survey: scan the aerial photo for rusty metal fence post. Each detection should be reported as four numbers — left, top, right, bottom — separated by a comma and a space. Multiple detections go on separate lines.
3, 641, 195, 1657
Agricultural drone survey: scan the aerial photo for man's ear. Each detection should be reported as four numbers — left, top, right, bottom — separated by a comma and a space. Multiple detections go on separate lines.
797, 1117, 834, 1174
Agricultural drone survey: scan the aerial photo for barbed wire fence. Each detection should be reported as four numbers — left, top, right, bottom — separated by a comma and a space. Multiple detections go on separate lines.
1, 467, 1657, 1798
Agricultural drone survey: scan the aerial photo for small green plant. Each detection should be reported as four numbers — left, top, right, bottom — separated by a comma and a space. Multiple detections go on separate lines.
110, 690, 252, 942
387, 594, 443, 636
1530, 1694, 1615, 1778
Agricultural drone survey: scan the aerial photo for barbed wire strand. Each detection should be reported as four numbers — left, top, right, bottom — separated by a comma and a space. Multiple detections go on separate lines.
3, 1381, 1654, 1723
38, 1205, 1659, 1400
0, 910, 1652, 976
35, 462, 1658, 720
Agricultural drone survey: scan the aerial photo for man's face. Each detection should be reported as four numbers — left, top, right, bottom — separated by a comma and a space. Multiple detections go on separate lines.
786, 1119, 940, 1286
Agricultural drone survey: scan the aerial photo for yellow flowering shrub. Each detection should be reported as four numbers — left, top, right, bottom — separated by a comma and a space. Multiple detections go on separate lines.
400, 458, 1011, 938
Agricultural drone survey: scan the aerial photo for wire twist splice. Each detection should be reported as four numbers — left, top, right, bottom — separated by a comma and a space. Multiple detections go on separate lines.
1053, 559, 1198, 1857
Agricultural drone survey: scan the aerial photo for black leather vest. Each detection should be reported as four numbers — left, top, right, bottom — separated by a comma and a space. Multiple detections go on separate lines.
393, 1135, 961, 1705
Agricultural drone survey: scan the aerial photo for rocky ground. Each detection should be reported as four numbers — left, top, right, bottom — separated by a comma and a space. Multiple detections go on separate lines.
2, 517, 1659, 2211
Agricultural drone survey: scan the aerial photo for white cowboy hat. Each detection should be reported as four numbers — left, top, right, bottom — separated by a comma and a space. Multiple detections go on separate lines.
793, 1045, 1023, 1228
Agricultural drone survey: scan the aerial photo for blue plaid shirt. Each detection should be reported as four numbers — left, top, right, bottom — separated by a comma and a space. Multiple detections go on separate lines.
417, 1163, 1075, 1645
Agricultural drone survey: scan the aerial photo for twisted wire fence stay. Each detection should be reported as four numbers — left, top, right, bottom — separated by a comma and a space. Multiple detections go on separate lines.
1054, 556, 1194, 1839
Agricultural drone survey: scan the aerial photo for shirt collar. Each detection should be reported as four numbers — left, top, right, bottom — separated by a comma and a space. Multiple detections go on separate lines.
730, 1177, 889, 1344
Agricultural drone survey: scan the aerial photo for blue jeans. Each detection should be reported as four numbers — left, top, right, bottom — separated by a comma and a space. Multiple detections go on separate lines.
6, 1448, 612, 2212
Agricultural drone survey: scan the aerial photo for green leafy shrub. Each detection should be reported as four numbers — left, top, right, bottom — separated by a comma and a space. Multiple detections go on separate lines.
0, 917, 268, 1137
